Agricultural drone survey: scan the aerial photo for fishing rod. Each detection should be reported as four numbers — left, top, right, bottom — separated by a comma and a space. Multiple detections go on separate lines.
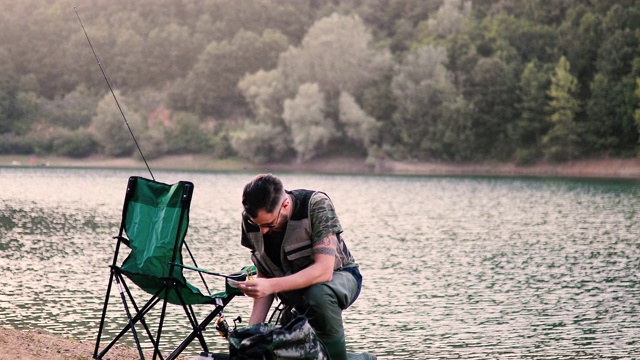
74, 6, 155, 181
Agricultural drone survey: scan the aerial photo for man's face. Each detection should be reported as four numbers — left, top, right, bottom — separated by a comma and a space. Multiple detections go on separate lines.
249, 196, 289, 234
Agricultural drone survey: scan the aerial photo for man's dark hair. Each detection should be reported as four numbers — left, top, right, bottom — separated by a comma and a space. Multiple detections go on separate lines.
242, 174, 284, 218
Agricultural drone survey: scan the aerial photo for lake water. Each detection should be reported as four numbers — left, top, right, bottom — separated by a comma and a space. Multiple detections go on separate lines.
1, 167, 639, 359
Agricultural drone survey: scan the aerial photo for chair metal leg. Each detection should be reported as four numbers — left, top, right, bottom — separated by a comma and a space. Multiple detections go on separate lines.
166, 296, 234, 360
96, 288, 163, 359
173, 286, 209, 353
94, 270, 115, 359
115, 273, 146, 359
121, 276, 165, 359
188, 304, 209, 352
153, 288, 172, 360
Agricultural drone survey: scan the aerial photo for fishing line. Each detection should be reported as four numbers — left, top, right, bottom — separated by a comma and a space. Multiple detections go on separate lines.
74, 6, 155, 181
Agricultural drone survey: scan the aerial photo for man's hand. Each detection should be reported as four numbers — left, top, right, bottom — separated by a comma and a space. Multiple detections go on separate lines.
238, 277, 274, 299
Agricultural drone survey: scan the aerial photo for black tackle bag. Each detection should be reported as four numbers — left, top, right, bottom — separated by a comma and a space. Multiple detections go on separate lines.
229, 316, 329, 360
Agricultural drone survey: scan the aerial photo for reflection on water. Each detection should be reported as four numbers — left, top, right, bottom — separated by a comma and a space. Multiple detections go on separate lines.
1, 168, 640, 358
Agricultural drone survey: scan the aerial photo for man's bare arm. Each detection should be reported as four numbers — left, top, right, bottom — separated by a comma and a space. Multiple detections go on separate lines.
239, 234, 338, 298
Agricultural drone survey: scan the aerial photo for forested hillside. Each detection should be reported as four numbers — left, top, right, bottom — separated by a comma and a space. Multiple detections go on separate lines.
1, 0, 638, 165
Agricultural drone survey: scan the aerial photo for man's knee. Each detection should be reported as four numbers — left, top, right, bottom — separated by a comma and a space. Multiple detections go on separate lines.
303, 283, 339, 313
298, 283, 343, 338
308, 270, 358, 310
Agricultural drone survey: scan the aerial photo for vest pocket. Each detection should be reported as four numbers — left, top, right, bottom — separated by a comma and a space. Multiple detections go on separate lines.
284, 242, 313, 260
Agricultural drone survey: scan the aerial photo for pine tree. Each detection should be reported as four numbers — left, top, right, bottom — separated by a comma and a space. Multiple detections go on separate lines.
543, 56, 581, 161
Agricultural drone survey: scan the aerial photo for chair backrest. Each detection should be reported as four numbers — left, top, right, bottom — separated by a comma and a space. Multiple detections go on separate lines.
120, 176, 193, 279
116, 177, 215, 305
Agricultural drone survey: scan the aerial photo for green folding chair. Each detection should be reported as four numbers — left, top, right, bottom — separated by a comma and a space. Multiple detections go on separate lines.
93, 176, 253, 360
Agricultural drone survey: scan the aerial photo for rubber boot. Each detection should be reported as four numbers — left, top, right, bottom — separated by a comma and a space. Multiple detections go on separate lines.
322, 334, 377, 360
321, 334, 348, 360
347, 352, 377, 360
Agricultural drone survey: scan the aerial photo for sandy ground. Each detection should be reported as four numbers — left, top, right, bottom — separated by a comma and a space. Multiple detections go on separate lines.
1, 154, 639, 358
0, 327, 176, 360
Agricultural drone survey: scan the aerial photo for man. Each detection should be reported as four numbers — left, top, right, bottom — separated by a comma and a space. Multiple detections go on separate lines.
238, 174, 376, 360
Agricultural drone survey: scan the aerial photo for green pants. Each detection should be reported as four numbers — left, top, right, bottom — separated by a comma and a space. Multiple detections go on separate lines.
280, 269, 359, 340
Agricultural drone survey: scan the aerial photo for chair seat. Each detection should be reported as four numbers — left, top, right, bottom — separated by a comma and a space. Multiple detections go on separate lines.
119, 267, 231, 306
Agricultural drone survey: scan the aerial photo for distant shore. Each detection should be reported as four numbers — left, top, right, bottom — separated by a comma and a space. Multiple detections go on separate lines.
3, 154, 640, 179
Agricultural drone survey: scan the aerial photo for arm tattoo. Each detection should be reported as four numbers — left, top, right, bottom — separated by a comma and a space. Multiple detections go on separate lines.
314, 247, 337, 257
314, 234, 337, 246
313, 235, 337, 257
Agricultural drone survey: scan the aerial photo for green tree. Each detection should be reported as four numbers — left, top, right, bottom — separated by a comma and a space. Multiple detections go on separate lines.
635, 78, 640, 150
11, 91, 41, 136
511, 60, 552, 164
237, 13, 392, 162
90, 91, 145, 157
586, 74, 618, 152
234, 69, 292, 163
558, 8, 602, 94
230, 122, 290, 163
238, 69, 287, 126
438, 96, 475, 161
390, 44, 456, 159
136, 121, 167, 160
51, 128, 96, 158
360, 75, 396, 147
600, 3, 640, 36
517, 0, 578, 26
171, 29, 288, 118
166, 112, 212, 154
12, 2, 77, 98
471, 14, 523, 68
0, 48, 17, 134
583, 11, 640, 154
464, 56, 519, 160
282, 83, 334, 161
189, 0, 314, 45
277, 13, 392, 100
144, 23, 197, 86
338, 91, 380, 151
543, 56, 581, 161
110, 28, 146, 90
597, 29, 639, 81
426, 0, 472, 38
41, 85, 98, 130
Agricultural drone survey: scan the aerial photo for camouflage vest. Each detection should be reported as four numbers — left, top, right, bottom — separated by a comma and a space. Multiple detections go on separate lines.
241, 189, 354, 279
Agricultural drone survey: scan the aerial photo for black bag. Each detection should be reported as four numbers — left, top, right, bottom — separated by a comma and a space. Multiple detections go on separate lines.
229, 316, 328, 360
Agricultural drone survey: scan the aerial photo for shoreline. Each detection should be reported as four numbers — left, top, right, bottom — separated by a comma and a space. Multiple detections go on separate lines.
3, 154, 640, 179
0, 326, 183, 360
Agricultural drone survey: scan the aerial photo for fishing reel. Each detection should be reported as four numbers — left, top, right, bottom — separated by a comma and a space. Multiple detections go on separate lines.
215, 312, 242, 339
216, 267, 254, 338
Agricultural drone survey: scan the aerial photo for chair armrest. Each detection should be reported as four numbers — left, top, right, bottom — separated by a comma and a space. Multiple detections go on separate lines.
172, 263, 257, 296
172, 263, 256, 279
172, 263, 227, 277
